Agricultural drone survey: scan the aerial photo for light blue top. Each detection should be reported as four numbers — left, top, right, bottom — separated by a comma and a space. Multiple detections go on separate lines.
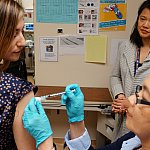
65, 129, 141, 150
65, 128, 91, 150
121, 135, 141, 150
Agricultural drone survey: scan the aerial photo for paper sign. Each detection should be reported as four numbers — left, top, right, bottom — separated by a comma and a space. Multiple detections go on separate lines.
85, 35, 107, 63
39, 37, 58, 62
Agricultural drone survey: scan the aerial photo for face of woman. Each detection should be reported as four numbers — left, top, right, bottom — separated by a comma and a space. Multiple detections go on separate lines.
137, 8, 150, 39
4, 18, 26, 62
126, 76, 150, 139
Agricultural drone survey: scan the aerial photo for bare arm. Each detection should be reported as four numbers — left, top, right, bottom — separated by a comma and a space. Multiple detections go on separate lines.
67, 121, 91, 150
38, 136, 53, 150
13, 91, 36, 150
70, 121, 85, 139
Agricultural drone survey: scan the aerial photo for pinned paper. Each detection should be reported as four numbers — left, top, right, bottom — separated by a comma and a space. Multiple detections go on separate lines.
85, 35, 107, 63
39, 37, 58, 62
36, 0, 78, 24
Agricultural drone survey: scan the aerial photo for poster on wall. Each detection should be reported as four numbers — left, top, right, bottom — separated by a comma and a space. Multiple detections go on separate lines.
39, 37, 58, 62
85, 35, 107, 63
36, 0, 78, 24
78, 0, 99, 35
59, 35, 84, 55
99, 0, 127, 31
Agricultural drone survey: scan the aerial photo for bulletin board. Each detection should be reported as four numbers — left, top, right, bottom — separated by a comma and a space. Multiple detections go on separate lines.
33, 0, 142, 89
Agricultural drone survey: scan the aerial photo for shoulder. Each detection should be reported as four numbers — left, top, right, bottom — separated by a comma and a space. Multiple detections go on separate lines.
1, 72, 34, 102
119, 40, 136, 54
1, 72, 33, 88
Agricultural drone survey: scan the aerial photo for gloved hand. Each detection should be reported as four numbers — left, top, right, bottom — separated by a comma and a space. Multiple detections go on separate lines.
22, 98, 53, 148
61, 84, 84, 123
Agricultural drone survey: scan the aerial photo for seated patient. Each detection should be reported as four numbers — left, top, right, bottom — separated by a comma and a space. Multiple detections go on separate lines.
22, 75, 150, 150
0, 0, 37, 149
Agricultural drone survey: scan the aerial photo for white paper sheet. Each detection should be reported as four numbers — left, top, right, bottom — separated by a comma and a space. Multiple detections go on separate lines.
39, 37, 58, 62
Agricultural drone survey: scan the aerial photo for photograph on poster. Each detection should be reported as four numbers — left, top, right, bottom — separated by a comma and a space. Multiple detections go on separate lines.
78, 0, 99, 35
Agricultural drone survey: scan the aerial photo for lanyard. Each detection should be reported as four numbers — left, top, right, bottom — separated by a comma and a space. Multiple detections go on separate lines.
134, 49, 140, 76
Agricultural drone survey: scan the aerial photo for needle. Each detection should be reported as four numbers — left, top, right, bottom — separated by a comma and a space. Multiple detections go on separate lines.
35, 89, 75, 103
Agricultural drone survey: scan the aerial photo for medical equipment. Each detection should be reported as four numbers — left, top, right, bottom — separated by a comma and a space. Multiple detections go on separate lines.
35, 89, 75, 103
24, 23, 34, 32
35, 89, 112, 115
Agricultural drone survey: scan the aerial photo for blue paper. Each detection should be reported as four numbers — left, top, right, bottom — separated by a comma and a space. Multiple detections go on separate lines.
36, 0, 78, 24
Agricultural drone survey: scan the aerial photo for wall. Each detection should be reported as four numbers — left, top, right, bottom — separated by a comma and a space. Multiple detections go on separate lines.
22, 0, 33, 9
34, 0, 142, 88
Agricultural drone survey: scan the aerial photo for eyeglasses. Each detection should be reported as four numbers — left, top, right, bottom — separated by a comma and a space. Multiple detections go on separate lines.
135, 85, 150, 106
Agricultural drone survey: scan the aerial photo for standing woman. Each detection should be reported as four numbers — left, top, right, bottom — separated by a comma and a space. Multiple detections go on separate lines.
110, 0, 150, 140
0, 0, 50, 149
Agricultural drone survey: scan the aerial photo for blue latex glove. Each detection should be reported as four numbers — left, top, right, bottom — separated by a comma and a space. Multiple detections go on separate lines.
22, 98, 53, 148
61, 84, 84, 123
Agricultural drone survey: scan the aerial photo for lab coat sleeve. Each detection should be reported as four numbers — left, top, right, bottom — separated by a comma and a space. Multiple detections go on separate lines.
65, 128, 91, 150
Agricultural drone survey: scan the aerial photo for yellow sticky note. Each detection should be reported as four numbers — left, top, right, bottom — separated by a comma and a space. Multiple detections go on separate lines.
85, 35, 107, 63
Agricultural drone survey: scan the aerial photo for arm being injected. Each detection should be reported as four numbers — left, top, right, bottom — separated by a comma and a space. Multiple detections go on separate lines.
22, 98, 54, 149
22, 84, 93, 150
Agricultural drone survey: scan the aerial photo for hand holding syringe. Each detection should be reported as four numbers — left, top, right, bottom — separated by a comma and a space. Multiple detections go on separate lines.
22, 84, 84, 144
35, 89, 75, 103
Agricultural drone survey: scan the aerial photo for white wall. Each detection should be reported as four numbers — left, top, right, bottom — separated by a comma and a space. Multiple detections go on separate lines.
33, 0, 142, 88
22, 0, 33, 9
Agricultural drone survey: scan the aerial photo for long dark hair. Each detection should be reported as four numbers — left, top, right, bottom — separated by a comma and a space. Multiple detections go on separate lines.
130, 0, 150, 48
0, 0, 24, 71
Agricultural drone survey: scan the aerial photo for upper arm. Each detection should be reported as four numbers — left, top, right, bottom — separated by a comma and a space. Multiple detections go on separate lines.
13, 91, 36, 150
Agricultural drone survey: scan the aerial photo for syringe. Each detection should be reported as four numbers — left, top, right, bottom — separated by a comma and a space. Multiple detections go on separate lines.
35, 89, 75, 103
